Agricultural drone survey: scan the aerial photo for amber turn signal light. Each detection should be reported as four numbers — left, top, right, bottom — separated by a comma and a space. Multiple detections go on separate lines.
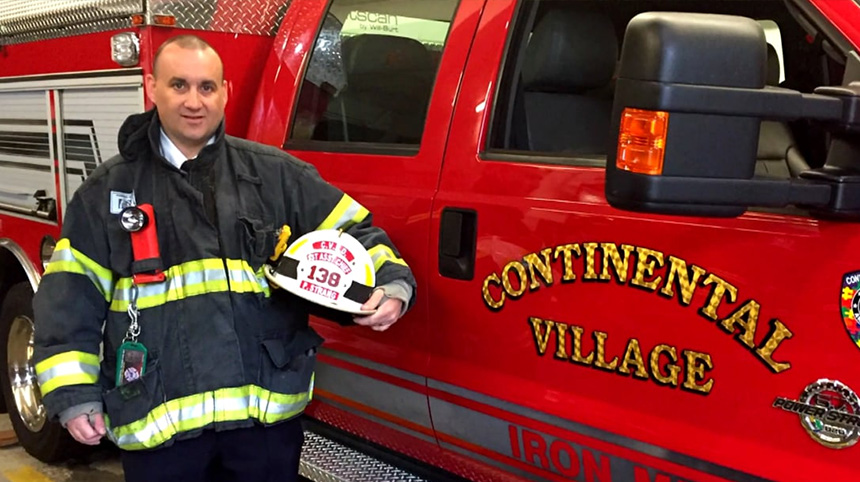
616, 108, 669, 175
153, 15, 177, 26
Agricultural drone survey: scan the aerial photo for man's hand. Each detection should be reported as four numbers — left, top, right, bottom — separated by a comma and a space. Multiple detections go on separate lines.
66, 413, 106, 445
353, 289, 404, 332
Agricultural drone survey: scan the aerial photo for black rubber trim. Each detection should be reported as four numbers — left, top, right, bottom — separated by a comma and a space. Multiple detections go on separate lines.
301, 417, 471, 482
283, 140, 420, 157
275, 256, 299, 278
343, 281, 372, 304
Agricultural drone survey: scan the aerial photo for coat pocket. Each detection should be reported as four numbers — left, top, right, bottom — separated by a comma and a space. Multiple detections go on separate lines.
259, 330, 322, 395
102, 360, 165, 430
238, 214, 276, 266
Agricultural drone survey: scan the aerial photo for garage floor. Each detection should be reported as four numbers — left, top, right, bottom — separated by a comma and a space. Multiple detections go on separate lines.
0, 415, 122, 482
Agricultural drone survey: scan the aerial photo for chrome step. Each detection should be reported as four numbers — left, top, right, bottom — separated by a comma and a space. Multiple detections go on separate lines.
300, 431, 426, 482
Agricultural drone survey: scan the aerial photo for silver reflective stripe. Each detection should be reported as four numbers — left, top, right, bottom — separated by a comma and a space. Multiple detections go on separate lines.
112, 268, 227, 303
109, 388, 308, 449
335, 200, 367, 229
109, 260, 270, 312
230, 265, 265, 288
36, 360, 99, 386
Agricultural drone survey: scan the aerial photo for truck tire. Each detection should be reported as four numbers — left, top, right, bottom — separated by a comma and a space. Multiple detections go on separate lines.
0, 282, 83, 462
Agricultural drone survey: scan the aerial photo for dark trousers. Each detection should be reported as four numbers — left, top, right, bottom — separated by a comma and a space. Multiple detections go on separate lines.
120, 418, 304, 482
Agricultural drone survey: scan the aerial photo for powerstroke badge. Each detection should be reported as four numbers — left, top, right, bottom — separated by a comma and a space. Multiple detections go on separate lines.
841, 271, 860, 349
772, 379, 860, 449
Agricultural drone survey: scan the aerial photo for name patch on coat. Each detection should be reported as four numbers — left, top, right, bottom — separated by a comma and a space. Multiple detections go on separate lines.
110, 191, 136, 214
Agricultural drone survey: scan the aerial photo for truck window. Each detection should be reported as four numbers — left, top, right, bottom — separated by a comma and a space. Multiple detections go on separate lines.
289, 0, 458, 147
486, 0, 844, 177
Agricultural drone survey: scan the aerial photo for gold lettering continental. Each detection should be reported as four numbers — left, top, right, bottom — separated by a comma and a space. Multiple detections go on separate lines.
719, 300, 760, 349
523, 248, 554, 290
582, 243, 599, 280
553, 244, 581, 282
599, 243, 635, 283
502, 261, 528, 298
699, 274, 738, 320
630, 247, 665, 291
482, 242, 793, 375
482, 273, 505, 310
660, 256, 706, 305
755, 319, 793, 373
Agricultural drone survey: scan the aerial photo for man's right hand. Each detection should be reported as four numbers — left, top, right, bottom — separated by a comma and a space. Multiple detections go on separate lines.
66, 413, 106, 445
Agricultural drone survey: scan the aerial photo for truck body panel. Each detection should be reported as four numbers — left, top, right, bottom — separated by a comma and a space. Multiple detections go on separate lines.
3, 0, 860, 480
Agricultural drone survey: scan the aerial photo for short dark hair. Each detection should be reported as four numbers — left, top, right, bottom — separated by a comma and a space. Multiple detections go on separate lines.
152, 35, 222, 78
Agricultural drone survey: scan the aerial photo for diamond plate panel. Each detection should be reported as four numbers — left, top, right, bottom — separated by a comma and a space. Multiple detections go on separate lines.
151, 0, 291, 35
0, 0, 290, 45
0, 0, 141, 39
300, 431, 425, 482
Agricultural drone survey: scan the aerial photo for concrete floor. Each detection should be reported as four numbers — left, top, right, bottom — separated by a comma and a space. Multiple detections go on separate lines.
0, 415, 123, 482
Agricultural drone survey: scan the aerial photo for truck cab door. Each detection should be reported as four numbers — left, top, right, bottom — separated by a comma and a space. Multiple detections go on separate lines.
428, 0, 860, 481
252, 0, 485, 465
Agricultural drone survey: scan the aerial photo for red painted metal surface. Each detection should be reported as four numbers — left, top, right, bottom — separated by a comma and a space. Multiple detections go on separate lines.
809, 0, 860, 49
250, 0, 860, 480
0, 216, 60, 273
0, 30, 138, 77
422, 1, 860, 480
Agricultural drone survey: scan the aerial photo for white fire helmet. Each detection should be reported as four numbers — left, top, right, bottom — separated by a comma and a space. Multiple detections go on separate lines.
264, 229, 377, 315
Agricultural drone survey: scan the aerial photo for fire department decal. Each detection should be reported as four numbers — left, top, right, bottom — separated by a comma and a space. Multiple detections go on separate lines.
773, 379, 860, 449
840, 271, 860, 350
480, 242, 795, 388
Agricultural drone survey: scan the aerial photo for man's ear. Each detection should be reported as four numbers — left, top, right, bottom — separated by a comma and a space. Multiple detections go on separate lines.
144, 74, 157, 106
222, 79, 229, 105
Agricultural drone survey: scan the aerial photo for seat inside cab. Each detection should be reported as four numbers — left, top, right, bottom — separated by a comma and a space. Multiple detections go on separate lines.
492, 1, 823, 180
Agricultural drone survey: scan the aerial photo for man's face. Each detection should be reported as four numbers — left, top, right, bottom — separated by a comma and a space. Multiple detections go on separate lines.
145, 44, 228, 154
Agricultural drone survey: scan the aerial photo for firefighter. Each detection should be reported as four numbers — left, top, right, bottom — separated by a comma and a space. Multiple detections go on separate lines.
32, 35, 415, 481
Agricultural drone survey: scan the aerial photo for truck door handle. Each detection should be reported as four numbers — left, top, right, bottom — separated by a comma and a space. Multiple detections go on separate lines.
439, 208, 477, 280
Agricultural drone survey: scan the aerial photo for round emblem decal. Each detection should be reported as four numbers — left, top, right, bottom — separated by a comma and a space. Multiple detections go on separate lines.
841, 271, 860, 350
796, 380, 859, 449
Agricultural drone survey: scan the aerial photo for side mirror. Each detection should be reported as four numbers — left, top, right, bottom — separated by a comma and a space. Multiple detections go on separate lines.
605, 12, 860, 219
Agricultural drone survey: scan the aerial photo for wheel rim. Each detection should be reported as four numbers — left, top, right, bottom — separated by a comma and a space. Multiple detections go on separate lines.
7, 314, 46, 432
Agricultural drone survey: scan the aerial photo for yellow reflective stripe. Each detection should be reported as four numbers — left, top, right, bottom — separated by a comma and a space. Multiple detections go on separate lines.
316, 194, 370, 231
110, 258, 270, 312
368, 245, 408, 271
45, 238, 113, 301
106, 384, 311, 450
35, 351, 100, 395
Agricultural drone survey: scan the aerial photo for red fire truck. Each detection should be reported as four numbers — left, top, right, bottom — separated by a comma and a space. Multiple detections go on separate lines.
1, 0, 860, 480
